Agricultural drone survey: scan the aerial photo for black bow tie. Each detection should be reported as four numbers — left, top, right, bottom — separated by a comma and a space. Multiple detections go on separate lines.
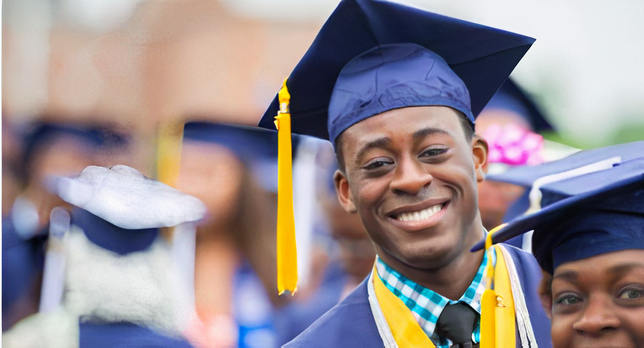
435, 302, 480, 348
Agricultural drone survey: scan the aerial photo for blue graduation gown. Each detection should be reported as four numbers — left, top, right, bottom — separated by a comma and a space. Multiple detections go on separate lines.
285, 246, 552, 348
274, 262, 349, 346
2, 216, 47, 330
79, 322, 194, 348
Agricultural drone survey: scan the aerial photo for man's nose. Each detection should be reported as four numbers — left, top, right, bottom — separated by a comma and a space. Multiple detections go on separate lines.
572, 294, 621, 335
389, 156, 433, 195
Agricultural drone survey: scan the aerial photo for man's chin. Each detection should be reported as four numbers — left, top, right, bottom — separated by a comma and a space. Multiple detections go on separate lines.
392, 244, 462, 271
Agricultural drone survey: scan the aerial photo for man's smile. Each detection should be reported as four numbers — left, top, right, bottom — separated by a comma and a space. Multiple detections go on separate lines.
385, 199, 450, 232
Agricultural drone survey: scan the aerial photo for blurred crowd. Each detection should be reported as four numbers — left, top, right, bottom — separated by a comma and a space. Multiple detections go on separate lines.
1, 0, 638, 347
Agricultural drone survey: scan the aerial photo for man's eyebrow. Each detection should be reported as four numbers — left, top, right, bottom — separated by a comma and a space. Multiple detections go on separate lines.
354, 137, 390, 165
412, 127, 450, 141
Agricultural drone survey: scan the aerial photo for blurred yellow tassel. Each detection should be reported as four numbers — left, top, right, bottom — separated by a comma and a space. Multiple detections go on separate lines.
480, 224, 515, 348
156, 121, 185, 243
156, 121, 184, 187
275, 79, 298, 295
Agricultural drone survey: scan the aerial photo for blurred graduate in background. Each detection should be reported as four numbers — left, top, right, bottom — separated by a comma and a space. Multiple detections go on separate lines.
2, 121, 131, 330
475, 79, 577, 249
3, 164, 206, 347
176, 121, 286, 348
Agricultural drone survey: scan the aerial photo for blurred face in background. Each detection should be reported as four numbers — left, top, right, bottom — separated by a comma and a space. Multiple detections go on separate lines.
477, 180, 525, 230
321, 192, 376, 280
31, 137, 97, 185
475, 110, 532, 230
25, 136, 100, 229
176, 142, 244, 226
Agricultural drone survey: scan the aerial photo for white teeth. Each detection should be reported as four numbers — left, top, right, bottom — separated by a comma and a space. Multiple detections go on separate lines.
396, 204, 443, 222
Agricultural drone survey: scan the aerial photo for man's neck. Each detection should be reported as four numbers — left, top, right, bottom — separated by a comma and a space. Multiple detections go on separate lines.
380, 226, 486, 300
411, 249, 484, 300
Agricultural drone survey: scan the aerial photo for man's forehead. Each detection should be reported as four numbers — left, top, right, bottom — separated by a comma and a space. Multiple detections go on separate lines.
341, 106, 463, 144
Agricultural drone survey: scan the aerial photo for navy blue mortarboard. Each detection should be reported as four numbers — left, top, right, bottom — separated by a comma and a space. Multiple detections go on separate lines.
473, 158, 644, 273
258, 0, 535, 143
21, 122, 131, 180
52, 165, 206, 254
182, 121, 283, 192
481, 78, 553, 133
487, 141, 644, 187
22, 123, 103, 167
183, 121, 278, 164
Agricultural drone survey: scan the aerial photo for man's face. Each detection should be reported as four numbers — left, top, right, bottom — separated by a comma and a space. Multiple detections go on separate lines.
548, 249, 644, 348
334, 106, 487, 271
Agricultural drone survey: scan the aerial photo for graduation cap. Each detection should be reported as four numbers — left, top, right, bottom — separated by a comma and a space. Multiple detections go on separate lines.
259, 0, 535, 142
473, 158, 644, 273
182, 121, 281, 192
20, 123, 103, 174
257, 0, 535, 294
51, 165, 207, 254
487, 141, 644, 187
478, 79, 553, 171
480, 78, 553, 133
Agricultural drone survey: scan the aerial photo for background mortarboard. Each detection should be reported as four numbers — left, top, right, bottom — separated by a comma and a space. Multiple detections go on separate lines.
489, 141, 643, 249
473, 158, 644, 273
481, 78, 553, 133
51, 165, 207, 254
258, 0, 535, 142
183, 121, 279, 165
487, 140, 644, 187
182, 121, 300, 193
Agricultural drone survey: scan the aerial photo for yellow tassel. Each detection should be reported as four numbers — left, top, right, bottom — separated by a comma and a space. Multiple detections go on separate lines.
275, 79, 298, 295
480, 223, 515, 348
480, 288, 497, 348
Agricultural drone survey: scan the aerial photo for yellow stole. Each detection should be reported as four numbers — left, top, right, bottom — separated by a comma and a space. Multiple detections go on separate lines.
372, 244, 515, 347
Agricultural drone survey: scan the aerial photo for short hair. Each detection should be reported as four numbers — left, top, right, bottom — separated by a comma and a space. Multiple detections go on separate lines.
335, 111, 474, 173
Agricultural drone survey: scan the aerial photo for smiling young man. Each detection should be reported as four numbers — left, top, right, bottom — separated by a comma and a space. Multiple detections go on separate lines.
259, 0, 552, 347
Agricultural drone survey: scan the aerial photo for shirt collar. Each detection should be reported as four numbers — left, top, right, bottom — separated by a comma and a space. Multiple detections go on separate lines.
375, 247, 492, 345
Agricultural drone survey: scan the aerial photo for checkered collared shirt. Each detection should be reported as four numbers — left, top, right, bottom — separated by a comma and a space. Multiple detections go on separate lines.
376, 249, 494, 347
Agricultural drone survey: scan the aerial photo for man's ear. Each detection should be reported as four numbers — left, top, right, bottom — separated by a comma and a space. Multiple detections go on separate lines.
333, 169, 357, 214
472, 135, 488, 183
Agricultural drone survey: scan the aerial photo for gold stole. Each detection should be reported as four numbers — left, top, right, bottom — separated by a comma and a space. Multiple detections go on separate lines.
372, 244, 515, 347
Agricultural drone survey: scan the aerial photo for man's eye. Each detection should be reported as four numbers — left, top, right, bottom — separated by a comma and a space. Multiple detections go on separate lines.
555, 294, 582, 306
364, 160, 391, 170
420, 148, 447, 157
617, 288, 643, 300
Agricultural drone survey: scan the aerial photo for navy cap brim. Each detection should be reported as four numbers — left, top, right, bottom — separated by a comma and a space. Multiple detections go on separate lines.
258, 0, 535, 140
472, 159, 644, 251
487, 141, 644, 187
